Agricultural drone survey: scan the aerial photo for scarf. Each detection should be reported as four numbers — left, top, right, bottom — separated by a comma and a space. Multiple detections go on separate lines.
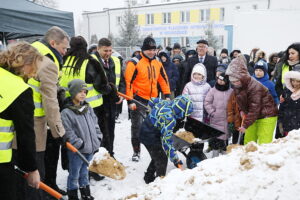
288, 60, 299, 66
291, 89, 300, 101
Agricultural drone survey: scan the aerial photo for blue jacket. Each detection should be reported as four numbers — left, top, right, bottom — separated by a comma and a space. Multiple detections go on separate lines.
140, 95, 193, 163
158, 52, 179, 91
253, 73, 279, 105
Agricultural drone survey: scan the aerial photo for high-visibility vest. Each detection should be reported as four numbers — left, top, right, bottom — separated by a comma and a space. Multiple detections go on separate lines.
59, 56, 103, 108
0, 68, 29, 163
30, 41, 60, 117
281, 63, 290, 85
91, 54, 121, 88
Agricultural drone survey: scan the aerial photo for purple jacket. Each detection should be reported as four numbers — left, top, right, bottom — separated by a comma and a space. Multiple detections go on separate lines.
204, 87, 233, 140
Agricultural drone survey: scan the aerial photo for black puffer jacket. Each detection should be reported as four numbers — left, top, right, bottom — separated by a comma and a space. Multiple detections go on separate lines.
279, 88, 300, 132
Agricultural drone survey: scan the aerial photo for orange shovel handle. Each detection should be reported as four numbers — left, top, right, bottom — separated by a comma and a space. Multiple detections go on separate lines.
66, 142, 78, 153
39, 182, 63, 199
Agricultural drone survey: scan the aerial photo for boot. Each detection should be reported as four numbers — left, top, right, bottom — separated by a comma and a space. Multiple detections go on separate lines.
89, 171, 105, 181
132, 152, 140, 162
79, 185, 94, 200
67, 189, 79, 200
143, 171, 155, 184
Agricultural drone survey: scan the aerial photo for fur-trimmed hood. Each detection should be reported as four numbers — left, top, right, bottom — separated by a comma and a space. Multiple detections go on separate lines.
284, 64, 300, 92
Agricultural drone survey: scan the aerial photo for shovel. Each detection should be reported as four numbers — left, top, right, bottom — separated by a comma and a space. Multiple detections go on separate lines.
237, 116, 246, 145
66, 142, 89, 165
117, 92, 150, 112
14, 166, 64, 200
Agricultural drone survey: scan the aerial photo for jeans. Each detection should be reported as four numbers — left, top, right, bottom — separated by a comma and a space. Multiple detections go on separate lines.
67, 151, 93, 190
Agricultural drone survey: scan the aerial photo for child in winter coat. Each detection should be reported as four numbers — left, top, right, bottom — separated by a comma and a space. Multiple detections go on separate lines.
139, 95, 193, 184
182, 63, 211, 122
278, 64, 300, 136
227, 92, 242, 144
204, 72, 233, 157
226, 54, 278, 145
253, 60, 279, 105
61, 79, 102, 200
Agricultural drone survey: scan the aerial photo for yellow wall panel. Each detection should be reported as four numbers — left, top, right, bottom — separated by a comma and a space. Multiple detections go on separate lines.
154, 13, 162, 25
138, 14, 145, 25
210, 8, 220, 21
190, 9, 199, 23
171, 11, 180, 24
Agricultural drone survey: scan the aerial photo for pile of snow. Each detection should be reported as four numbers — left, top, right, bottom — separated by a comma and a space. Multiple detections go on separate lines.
125, 130, 300, 200
91, 147, 110, 164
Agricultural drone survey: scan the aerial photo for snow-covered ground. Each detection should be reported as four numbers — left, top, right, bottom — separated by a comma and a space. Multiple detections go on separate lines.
57, 106, 300, 200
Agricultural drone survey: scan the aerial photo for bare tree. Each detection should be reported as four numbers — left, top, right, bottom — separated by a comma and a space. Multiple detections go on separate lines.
204, 22, 221, 51
29, 0, 58, 9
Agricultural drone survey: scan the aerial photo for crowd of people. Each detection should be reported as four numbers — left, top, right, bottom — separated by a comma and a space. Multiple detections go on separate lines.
1, 25, 300, 200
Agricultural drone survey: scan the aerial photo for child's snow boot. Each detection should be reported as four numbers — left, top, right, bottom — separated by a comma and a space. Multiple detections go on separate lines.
79, 185, 94, 200
67, 189, 79, 200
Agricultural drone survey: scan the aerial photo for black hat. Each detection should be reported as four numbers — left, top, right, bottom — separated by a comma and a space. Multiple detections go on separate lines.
221, 48, 228, 55
173, 43, 181, 49
196, 39, 208, 46
142, 37, 156, 51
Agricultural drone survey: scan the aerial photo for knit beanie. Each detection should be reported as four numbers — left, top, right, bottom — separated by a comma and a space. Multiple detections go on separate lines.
68, 79, 88, 100
254, 60, 268, 74
173, 43, 181, 50
141, 37, 156, 51
216, 64, 227, 73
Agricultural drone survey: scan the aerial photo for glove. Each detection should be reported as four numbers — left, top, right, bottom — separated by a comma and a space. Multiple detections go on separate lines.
173, 119, 184, 133
173, 159, 183, 168
228, 122, 235, 133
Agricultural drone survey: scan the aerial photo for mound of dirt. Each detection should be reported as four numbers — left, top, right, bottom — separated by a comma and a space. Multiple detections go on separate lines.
175, 131, 195, 143
89, 148, 126, 180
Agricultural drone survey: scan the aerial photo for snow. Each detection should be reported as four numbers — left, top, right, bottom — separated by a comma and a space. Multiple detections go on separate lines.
92, 147, 110, 164
57, 106, 300, 200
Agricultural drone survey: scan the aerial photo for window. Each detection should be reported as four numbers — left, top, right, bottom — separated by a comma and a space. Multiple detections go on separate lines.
146, 14, 154, 25
200, 9, 210, 21
163, 12, 171, 24
220, 8, 225, 21
180, 11, 190, 23
116, 16, 121, 25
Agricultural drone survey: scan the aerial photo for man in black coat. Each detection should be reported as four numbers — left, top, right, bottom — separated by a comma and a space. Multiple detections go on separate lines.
182, 39, 218, 88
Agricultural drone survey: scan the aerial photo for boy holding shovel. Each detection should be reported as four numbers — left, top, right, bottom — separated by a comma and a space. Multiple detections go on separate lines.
61, 79, 102, 200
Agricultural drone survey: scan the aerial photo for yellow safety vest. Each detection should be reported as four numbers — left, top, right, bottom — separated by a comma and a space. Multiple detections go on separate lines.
91, 54, 121, 88
59, 56, 103, 108
281, 63, 290, 85
0, 68, 29, 163
30, 41, 60, 117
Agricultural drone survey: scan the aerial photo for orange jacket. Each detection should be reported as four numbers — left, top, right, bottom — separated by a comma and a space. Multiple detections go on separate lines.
227, 92, 242, 131
125, 53, 170, 100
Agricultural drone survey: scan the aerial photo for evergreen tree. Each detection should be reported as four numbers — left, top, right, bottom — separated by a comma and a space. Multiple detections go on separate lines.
116, 6, 142, 47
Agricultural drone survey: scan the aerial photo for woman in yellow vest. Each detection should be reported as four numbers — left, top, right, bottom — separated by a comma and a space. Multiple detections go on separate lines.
275, 43, 300, 97
0, 42, 41, 200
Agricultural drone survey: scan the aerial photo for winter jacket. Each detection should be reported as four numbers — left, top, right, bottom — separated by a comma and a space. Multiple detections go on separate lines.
182, 63, 211, 122
61, 99, 102, 154
226, 55, 278, 129
253, 69, 279, 105
125, 52, 170, 102
278, 88, 300, 132
158, 52, 179, 92
278, 69, 300, 132
140, 95, 193, 163
227, 92, 242, 131
204, 87, 233, 140
13, 56, 65, 152
183, 53, 218, 87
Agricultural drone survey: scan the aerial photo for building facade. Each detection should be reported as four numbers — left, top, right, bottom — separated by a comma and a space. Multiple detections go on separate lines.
81, 0, 299, 54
